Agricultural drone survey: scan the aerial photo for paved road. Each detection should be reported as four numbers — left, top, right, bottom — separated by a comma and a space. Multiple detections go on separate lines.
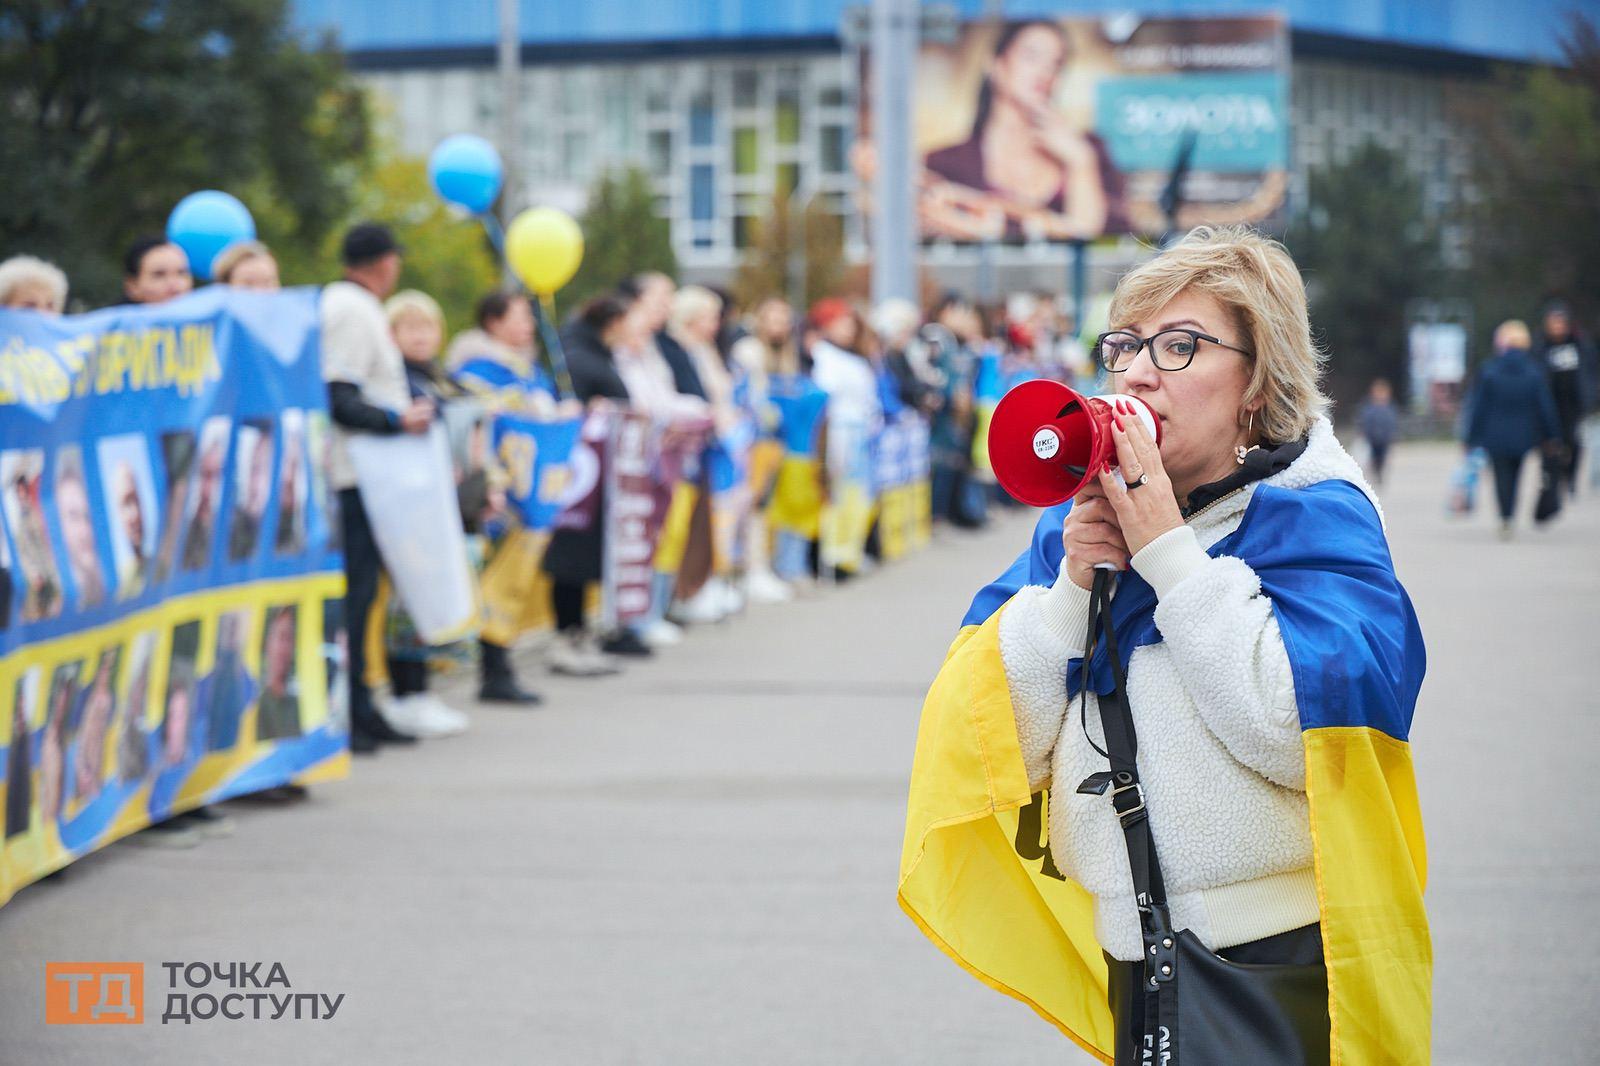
1, 442, 1595, 1065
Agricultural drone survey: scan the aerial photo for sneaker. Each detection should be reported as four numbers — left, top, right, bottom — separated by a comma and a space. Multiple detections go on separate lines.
548, 632, 621, 677
744, 568, 793, 605
670, 583, 727, 625
181, 805, 235, 839
376, 690, 430, 735
349, 728, 380, 755
404, 693, 470, 738
600, 629, 653, 657
637, 617, 684, 648
716, 577, 745, 616
128, 818, 202, 849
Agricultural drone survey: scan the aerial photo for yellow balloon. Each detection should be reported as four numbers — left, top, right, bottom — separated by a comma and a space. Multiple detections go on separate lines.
505, 207, 584, 295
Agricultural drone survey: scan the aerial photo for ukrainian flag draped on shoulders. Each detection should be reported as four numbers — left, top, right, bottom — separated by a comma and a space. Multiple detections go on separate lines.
900, 476, 1431, 1064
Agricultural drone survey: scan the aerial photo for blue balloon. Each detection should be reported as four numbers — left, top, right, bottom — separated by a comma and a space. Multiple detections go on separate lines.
166, 191, 256, 281
429, 134, 504, 215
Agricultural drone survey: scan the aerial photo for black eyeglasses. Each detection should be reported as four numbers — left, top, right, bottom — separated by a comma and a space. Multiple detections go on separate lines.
1094, 329, 1254, 373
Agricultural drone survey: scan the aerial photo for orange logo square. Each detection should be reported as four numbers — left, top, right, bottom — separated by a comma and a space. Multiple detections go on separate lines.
45, 963, 144, 1024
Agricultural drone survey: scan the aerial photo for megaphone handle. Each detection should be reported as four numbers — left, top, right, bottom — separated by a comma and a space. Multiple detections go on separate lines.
1094, 468, 1125, 570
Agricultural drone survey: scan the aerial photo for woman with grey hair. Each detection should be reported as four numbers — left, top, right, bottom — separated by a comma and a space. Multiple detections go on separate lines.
0, 255, 69, 314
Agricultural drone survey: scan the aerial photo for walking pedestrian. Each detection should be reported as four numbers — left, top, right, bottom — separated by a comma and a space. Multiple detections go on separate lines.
1356, 377, 1399, 485
1533, 301, 1597, 496
1464, 320, 1561, 538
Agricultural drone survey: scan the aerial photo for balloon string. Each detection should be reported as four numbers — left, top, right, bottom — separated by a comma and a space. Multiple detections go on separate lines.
531, 292, 575, 400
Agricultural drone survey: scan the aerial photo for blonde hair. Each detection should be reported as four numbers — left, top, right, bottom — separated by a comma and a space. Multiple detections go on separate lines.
0, 255, 69, 311
670, 285, 722, 334
385, 289, 445, 331
1108, 226, 1328, 445
1493, 319, 1531, 352
212, 241, 274, 284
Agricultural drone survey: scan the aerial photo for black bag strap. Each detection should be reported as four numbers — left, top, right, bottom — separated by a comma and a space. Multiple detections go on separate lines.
1075, 568, 1168, 910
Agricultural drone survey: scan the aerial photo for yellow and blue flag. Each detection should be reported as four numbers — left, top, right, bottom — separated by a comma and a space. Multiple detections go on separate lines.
901, 479, 1430, 1064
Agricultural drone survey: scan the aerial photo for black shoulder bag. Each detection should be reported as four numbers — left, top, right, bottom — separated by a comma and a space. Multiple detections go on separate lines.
1075, 569, 1330, 1066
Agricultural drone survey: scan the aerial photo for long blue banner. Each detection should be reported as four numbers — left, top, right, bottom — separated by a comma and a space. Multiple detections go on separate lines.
0, 287, 348, 906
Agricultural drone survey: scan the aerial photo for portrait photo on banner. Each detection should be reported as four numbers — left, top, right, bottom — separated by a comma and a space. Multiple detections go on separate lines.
256, 603, 301, 742
95, 434, 161, 602
201, 608, 256, 753
115, 630, 158, 785
159, 620, 201, 769
154, 430, 197, 585
179, 416, 232, 575
67, 644, 121, 814
5, 667, 40, 840
1, 449, 65, 624
52, 446, 108, 613
36, 660, 82, 826
228, 418, 275, 563
274, 408, 309, 557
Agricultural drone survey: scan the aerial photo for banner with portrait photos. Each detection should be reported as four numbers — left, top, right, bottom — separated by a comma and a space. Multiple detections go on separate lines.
0, 287, 347, 906
858, 13, 1289, 242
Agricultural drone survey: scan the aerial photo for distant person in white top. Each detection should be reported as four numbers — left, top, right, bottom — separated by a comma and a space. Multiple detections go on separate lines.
320, 222, 435, 755
807, 297, 883, 474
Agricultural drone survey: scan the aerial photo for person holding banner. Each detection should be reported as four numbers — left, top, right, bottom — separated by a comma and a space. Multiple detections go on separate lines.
729, 297, 802, 604
390, 289, 535, 715
0, 255, 69, 314
543, 294, 635, 676
808, 298, 882, 577
446, 290, 559, 414
213, 240, 281, 291
321, 222, 434, 752
122, 236, 193, 305
445, 288, 592, 695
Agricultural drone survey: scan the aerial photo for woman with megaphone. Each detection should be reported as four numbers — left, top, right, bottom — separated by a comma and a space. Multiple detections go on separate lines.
901, 226, 1430, 1064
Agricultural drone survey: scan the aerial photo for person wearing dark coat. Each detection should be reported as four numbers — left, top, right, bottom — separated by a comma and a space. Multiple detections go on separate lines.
1532, 301, 1598, 496
1463, 320, 1561, 536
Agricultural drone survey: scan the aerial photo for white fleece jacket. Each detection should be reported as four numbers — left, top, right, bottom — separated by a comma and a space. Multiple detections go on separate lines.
997, 417, 1381, 962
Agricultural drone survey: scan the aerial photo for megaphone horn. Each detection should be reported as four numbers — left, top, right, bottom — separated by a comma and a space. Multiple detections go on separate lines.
987, 380, 1162, 507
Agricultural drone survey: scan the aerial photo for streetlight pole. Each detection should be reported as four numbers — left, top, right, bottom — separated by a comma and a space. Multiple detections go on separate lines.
497, 0, 521, 220
870, 0, 917, 305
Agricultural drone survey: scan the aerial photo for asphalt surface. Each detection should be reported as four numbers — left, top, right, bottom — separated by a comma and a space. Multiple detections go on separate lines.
1, 440, 1595, 1065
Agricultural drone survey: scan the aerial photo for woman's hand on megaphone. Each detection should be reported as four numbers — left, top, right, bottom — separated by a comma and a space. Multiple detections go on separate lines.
1062, 483, 1131, 590
1099, 406, 1183, 556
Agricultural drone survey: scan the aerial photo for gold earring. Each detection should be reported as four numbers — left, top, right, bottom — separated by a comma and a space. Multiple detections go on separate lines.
1234, 410, 1256, 465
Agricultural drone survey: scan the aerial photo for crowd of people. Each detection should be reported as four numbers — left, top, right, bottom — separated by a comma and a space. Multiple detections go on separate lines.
3, 226, 1593, 863
0, 228, 1100, 789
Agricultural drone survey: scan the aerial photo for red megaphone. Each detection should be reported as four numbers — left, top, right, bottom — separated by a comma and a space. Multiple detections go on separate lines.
987, 380, 1162, 506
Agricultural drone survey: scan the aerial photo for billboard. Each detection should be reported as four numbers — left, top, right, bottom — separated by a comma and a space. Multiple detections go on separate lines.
859, 14, 1290, 243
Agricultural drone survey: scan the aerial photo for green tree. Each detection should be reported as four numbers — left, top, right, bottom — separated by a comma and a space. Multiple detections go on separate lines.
1461, 15, 1600, 345
250, 148, 500, 336
558, 167, 677, 313
0, 0, 371, 305
1285, 142, 1442, 409
732, 187, 847, 312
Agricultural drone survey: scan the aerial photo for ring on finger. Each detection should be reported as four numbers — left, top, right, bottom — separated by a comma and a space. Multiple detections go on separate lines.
1125, 472, 1150, 491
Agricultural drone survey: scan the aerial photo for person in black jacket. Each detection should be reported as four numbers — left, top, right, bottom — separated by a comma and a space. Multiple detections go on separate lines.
618, 272, 707, 400
1464, 320, 1560, 537
542, 295, 634, 676
1533, 301, 1597, 496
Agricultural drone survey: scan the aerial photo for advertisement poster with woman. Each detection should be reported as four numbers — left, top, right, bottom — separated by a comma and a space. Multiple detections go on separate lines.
858, 14, 1289, 242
